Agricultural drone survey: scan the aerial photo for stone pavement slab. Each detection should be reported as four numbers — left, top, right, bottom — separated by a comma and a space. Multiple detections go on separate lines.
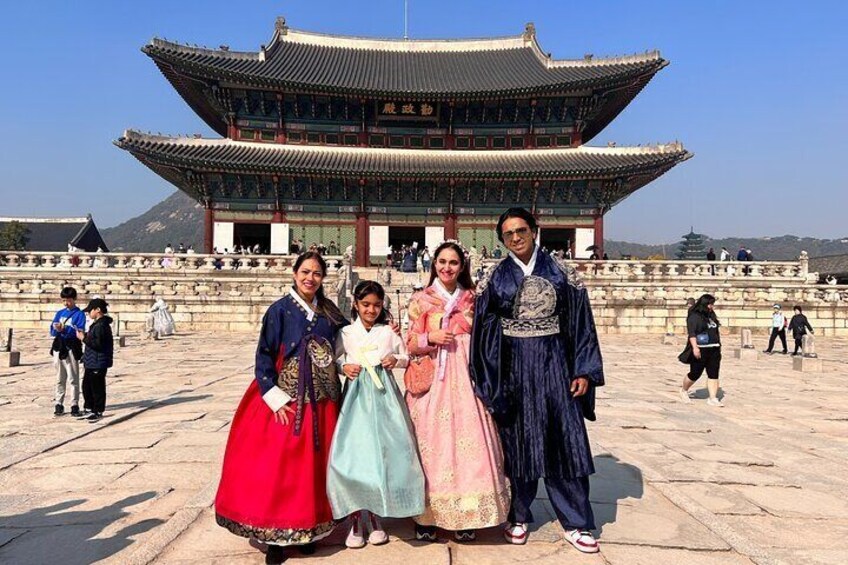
1, 332, 848, 564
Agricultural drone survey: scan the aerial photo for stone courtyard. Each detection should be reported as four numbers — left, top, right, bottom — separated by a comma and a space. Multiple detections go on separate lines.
1, 330, 846, 565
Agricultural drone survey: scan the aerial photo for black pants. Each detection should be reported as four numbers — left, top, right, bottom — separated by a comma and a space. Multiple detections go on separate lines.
766, 328, 788, 353
688, 347, 721, 380
793, 337, 803, 354
82, 368, 107, 414
509, 476, 595, 530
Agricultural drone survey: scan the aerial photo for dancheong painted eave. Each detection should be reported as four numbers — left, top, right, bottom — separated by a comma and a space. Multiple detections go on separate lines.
142, 18, 667, 99
115, 130, 692, 181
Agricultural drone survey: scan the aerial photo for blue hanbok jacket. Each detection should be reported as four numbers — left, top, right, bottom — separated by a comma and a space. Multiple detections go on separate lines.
470, 251, 604, 480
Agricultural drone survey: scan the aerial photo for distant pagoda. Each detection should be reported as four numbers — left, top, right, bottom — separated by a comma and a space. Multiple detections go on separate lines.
677, 228, 707, 260
117, 17, 691, 264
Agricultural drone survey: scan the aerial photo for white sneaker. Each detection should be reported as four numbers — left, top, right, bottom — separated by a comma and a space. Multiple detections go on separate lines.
345, 515, 366, 549
367, 514, 388, 546
565, 529, 599, 553
678, 389, 693, 403
503, 522, 528, 545
706, 398, 725, 408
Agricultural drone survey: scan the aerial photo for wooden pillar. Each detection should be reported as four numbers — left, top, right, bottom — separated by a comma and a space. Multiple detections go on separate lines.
355, 212, 370, 266
445, 214, 458, 240
204, 207, 214, 254
594, 214, 604, 255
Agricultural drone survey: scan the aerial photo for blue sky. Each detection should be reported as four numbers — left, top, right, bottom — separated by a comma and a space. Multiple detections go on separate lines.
1, 0, 845, 243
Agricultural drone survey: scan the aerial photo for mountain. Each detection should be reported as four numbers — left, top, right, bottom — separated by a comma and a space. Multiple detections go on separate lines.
102, 191, 848, 259
101, 191, 204, 252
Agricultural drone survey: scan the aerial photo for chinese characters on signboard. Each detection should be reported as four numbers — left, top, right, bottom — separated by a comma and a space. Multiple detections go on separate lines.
379, 101, 436, 118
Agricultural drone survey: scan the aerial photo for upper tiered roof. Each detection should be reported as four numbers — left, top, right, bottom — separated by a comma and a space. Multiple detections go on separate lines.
145, 19, 665, 98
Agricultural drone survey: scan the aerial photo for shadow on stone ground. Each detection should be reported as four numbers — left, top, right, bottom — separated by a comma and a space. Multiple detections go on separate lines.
106, 393, 212, 412
591, 454, 643, 537
0, 492, 164, 565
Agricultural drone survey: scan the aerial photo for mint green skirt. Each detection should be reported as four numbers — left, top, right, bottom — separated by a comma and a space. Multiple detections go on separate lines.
327, 366, 425, 519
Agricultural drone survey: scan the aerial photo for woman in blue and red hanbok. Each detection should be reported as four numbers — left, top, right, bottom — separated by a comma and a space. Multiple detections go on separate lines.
215, 252, 347, 564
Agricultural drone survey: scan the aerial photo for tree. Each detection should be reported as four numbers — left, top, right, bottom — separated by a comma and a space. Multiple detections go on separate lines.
0, 221, 30, 251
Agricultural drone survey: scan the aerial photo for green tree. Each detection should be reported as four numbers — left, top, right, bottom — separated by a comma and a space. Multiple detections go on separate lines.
0, 221, 30, 250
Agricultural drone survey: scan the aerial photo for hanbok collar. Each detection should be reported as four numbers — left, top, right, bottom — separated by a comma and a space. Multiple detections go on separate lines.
351, 317, 382, 337
509, 245, 539, 278
433, 279, 463, 305
288, 287, 318, 321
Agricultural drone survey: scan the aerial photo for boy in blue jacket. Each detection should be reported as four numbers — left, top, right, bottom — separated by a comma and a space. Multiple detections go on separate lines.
50, 287, 86, 417
76, 298, 114, 421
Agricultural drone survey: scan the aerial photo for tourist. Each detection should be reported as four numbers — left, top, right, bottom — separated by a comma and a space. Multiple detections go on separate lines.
215, 252, 347, 564
50, 287, 86, 417
470, 208, 603, 554
178, 243, 186, 254
720, 247, 730, 261
328, 280, 425, 549
706, 247, 716, 275
421, 246, 431, 272
481, 245, 489, 259
145, 298, 175, 339
187, 245, 196, 254
763, 304, 789, 354
402, 247, 416, 273
826, 275, 837, 285
327, 240, 339, 256
564, 247, 573, 260
405, 241, 509, 542
678, 294, 723, 407
589, 251, 599, 260
788, 306, 814, 356
492, 245, 503, 259
162, 243, 174, 268
602, 252, 609, 261
75, 298, 113, 421
736, 246, 747, 261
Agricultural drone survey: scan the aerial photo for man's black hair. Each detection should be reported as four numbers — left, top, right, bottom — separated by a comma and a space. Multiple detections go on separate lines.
496, 207, 538, 244
60, 287, 77, 299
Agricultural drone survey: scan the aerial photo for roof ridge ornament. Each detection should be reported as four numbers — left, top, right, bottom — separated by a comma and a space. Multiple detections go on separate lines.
523, 22, 536, 42
275, 16, 288, 35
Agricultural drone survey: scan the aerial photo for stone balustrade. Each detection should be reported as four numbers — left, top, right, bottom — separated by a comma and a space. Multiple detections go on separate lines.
2, 251, 846, 336
0, 251, 345, 273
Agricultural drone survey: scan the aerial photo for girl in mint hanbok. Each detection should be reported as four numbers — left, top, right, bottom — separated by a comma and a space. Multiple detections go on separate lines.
328, 280, 425, 549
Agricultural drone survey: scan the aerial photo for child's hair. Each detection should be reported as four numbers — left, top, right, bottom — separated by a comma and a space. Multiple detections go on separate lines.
292, 252, 345, 324
794, 305, 802, 313
351, 280, 392, 325
60, 287, 77, 299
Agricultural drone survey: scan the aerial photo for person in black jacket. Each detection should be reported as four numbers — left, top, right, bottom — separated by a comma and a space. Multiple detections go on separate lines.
788, 306, 814, 356
76, 298, 114, 421
678, 294, 724, 407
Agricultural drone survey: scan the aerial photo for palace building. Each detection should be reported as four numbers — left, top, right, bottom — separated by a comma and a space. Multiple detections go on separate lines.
117, 17, 690, 264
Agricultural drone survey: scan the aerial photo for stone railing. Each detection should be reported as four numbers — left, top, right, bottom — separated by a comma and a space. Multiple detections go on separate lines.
0, 251, 345, 273
480, 258, 811, 282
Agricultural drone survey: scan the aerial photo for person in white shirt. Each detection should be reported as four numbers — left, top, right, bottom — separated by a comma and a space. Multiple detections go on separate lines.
763, 304, 788, 354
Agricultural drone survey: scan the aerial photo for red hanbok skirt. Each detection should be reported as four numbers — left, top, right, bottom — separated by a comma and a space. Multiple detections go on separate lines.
215, 380, 339, 545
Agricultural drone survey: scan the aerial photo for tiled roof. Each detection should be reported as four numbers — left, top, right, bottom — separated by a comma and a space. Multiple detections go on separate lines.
143, 23, 666, 98
0, 217, 109, 252
115, 130, 691, 180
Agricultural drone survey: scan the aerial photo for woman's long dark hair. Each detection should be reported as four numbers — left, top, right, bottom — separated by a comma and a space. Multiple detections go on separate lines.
350, 280, 392, 325
427, 242, 475, 290
293, 252, 345, 324
692, 293, 720, 325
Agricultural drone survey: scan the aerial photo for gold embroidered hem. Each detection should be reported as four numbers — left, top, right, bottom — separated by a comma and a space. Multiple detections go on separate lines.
216, 513, 337, 545
413, 487, 511, 530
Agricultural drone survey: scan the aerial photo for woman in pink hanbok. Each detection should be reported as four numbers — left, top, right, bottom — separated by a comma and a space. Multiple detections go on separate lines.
405, 241, 510, 542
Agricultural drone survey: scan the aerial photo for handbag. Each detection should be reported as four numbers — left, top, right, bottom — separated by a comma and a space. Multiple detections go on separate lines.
404, 354, 436, 395
695, 332, 711, 346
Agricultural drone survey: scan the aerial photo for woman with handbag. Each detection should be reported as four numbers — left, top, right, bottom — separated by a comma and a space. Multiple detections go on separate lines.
404, 241, 510, 542
678, 294, 724, 407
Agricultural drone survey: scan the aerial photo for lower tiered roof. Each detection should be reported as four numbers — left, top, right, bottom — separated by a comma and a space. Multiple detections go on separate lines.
116, 130, 690, 181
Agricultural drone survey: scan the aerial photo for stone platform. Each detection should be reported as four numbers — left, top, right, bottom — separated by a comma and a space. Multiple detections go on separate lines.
0, 331, 847, 565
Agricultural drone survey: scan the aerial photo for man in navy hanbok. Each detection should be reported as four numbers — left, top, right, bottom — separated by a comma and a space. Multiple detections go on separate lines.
470, 208, 604, 554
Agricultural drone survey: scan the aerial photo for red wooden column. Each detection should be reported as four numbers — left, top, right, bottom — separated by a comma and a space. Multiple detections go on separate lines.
593, 214, 604, 255
204, 207, 215, 254
445, 214, 458, 240
355, 212, 370, 266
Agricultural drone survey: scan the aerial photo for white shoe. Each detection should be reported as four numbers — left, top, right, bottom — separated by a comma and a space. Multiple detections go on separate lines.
678, 389, 693, 403
367, 514, 388, 546
503, 522, 528, 545
706, 398, 725, 408
345, 515, 366, 549
565, 529, 599, 553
